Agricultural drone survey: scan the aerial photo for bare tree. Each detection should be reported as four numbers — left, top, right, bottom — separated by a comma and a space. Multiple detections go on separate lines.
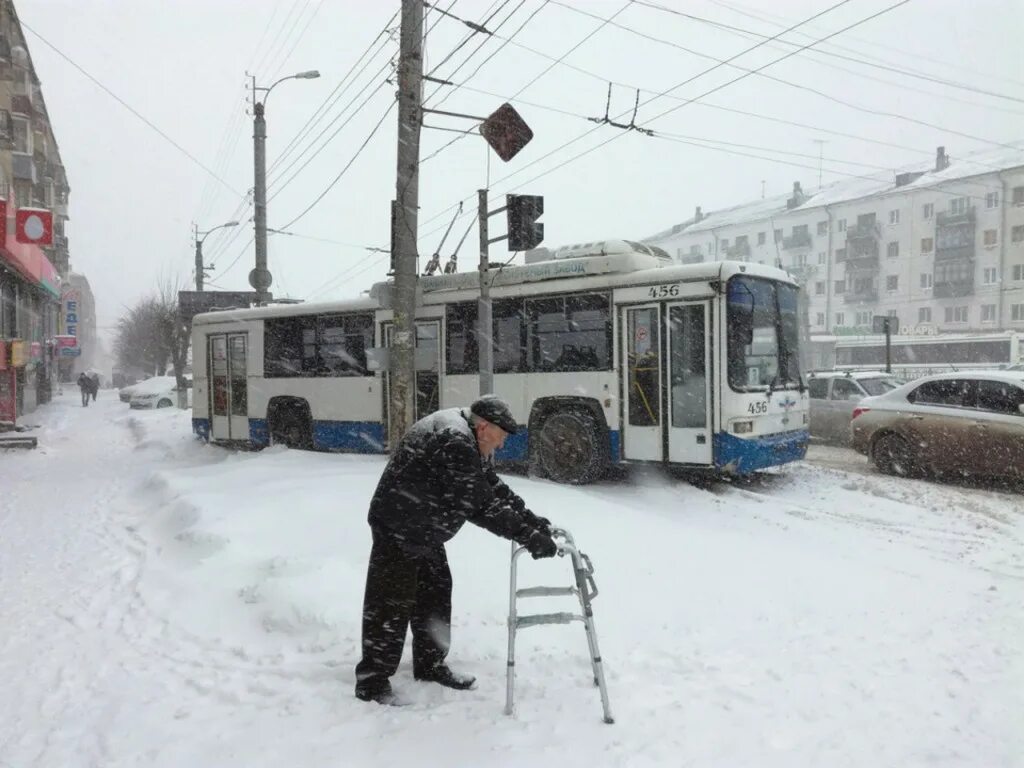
155, 277, 192, 408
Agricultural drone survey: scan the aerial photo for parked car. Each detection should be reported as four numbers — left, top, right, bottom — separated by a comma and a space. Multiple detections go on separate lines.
118, 382, 142, 403
807, 371, 901, 444
128, 376, 192, 409
850, 371, 1024, 482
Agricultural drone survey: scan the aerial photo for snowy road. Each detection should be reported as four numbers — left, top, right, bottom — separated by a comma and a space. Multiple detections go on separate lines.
1, 394, 1021, 767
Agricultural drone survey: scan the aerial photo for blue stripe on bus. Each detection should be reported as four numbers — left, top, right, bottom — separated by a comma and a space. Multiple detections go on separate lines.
312, 421, 387, 453
713, 429, 809, 475
193, 418, 210, 440
250, 418, 270, 446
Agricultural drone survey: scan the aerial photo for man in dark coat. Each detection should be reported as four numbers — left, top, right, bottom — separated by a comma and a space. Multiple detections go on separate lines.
76, 372, 91, 407
355, 395, 558, 706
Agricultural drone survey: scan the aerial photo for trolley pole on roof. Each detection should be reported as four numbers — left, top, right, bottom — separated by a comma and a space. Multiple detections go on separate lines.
389, 0, 424, 446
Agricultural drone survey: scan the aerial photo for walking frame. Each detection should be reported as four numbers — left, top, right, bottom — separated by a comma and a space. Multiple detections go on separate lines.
505, 527, 614, 724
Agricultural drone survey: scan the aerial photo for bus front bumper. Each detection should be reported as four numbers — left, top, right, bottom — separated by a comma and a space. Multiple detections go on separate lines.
714, 429, 809, 475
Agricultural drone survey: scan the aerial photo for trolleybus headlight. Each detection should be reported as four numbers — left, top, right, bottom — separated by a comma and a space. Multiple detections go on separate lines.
732, 420, 753, 434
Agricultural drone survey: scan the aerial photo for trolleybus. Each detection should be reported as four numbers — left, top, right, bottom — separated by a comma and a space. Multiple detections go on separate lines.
191, 240, 809, 482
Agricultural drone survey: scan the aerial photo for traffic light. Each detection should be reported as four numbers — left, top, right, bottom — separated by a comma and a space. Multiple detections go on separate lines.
506, 194, 544, 251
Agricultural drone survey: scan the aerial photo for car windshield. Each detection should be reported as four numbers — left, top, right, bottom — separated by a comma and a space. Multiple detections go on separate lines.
726, 276, 802, 391
860, 378, 900, 396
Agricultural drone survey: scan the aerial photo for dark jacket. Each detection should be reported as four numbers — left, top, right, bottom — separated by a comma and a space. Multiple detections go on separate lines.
368, 407, 541, 551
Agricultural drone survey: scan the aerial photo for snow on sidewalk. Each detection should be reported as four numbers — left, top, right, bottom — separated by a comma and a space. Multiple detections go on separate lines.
2, 400, 1022, 767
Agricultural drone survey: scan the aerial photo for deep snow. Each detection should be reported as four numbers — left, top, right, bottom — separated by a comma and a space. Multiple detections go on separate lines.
1, 393, 1021, 767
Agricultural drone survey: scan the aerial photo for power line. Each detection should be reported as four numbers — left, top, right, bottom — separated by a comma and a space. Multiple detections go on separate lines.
21, 20, 242, 196
276, 100, 397, 232
268, 10, 399, 176
423, 0, 507, 79
257, 0, 308, 81
630, 0, 1024, 106
273, 0, 325, 77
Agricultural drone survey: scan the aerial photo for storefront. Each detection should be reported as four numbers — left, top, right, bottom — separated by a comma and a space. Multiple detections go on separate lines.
0, 235, 60, 420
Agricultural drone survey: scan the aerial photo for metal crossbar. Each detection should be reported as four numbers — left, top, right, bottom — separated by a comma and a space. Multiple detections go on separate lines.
505, 527, 614, 724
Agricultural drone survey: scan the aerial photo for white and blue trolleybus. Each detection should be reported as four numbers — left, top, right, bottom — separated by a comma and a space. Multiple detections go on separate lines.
191, 240, 809, 482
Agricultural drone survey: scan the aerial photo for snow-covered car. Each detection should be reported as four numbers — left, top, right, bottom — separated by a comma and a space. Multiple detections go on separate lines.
807, 371, 901, 444
850, 371, 1024, 481
128, 376, 192, 409
118, 383, 140, 403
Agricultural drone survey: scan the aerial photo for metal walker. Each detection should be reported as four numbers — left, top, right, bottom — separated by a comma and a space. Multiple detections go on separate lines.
505, 527, 614, 724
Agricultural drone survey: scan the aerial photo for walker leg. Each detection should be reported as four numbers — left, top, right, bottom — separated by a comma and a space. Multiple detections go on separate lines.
505, 541, 519, 716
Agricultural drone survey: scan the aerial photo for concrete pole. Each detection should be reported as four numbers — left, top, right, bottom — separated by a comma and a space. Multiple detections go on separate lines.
478, 189, 493, 396
253, 102, 270, 306
389, 0, 424, 447
194, 233, 204, 291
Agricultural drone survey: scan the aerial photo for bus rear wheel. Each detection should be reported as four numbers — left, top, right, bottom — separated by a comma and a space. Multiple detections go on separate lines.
269, 401, 313, 450
536, 410, 606, 485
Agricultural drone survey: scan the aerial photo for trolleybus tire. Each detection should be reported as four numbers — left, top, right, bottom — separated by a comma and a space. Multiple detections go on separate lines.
536, 409, 606, 485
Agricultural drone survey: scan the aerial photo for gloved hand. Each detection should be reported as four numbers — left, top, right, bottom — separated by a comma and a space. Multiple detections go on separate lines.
525, 529, 558, 559
523, 509, 553, 534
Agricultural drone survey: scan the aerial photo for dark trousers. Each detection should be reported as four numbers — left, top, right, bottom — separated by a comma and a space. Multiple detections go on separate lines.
354, 527, 452, 696
80, 389, 89, 407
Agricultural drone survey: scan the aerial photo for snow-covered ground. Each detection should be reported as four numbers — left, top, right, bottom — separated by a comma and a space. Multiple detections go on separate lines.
1, 393, 1021, 768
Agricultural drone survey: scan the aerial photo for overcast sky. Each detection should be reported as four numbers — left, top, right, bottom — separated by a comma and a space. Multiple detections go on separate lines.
20, 0, 1024, 340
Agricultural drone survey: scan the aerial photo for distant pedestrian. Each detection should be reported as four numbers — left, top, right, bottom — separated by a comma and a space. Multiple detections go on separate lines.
355, 395, 558, 706
76, 373, 91, 407
88, 372, 100, 401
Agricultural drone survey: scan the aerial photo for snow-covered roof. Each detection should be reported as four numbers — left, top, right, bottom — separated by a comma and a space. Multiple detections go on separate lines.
646, 144, 1024, 241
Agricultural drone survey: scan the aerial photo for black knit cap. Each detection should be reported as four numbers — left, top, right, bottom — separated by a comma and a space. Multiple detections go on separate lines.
470, 395, 518, 435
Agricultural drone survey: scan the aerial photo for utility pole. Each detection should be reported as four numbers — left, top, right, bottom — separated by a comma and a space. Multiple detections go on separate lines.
194, 225, 204, 291
478, 190, 493, 396
252, 94, 270, 306
389, 0, 424, 447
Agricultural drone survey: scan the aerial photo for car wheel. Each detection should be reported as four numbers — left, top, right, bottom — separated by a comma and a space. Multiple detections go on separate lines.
536, 409, 607, 485
871, 433, 918, 478
157, 399, 173, 409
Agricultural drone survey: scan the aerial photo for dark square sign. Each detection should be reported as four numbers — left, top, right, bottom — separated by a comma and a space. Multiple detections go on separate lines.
480, 103, 533, 163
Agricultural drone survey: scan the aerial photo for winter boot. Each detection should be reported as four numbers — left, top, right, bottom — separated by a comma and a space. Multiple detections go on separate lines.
414, 664, 476, 690
356, 684, 409, 707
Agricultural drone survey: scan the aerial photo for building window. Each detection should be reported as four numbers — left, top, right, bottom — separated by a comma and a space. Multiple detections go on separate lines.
856, 311, 871, 326
817, 251, 826, 265
835, 247, 847, 261
920, 272, 933, 289
922, 203, 934, 219
774, 229, 783, 242
835, 312, 845, 326
944, 306, 968, 323
689, 244, 701, 256
13, 117, 31, 154
918, 307, 931, 323
1013, 264, 1024, 281
950, 197, 969, 215
837, 218, 847, 232
887, 309, 898, 318
983, 229, 998, 246
921, 237, 934, 253
886, 275, 899, 291
1012, 225, 1024, 243
983, 268, 998, 284
720, 238, 729, 251
817, 221, 828, 235
794, 252, 808, 266
815, 281, 825, 295
889, 209, 900, 225
1013, 304, 1024, 322
757, 231, 766, 245
1013, 186, 1024, 205
816, 312, 825, 326
981, 304, 996, 322
887, 241, 899, 258
986, 191, 1000, 209
834, 280, 845, 294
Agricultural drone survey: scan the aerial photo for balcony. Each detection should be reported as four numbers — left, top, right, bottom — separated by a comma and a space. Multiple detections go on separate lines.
726, 241, 750, 260
786, 263, 817, 282
933, 280, 974, 299
847, 221, 881, 241
843, 287, 878, 304
782, 230, 812, 250
845, 252, 880, 272
936, 207, 976, 227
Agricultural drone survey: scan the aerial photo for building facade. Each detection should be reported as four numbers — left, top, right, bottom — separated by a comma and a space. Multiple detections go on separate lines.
0, 0, 73, 418
645, 146, 1024, 356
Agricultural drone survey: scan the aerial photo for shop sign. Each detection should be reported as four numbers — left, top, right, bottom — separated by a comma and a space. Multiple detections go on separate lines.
10, 340, 27, 367
63, 291, 80, 339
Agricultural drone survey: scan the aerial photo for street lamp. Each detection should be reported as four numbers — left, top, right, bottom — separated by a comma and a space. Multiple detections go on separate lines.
250, 69, 320, 306
194, 220, 239, 291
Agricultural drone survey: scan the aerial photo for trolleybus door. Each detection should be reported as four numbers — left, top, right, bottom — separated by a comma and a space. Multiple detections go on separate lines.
621, 305, 662, 461
665, 301, 712, 465
208, 333, 249, 441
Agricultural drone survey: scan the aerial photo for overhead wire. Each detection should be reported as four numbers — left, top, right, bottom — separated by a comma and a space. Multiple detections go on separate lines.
20, 20, 242, 196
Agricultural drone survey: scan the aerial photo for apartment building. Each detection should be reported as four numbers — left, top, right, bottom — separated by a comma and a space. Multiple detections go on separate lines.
645, 146, 1024, 339
0, 0, 73, 417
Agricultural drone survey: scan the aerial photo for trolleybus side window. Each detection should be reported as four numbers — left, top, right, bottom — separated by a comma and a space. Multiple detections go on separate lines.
445, 302, 479, 374
264, 313, 373, 377
526, 293, 611, 372
494, 299, 526, 373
